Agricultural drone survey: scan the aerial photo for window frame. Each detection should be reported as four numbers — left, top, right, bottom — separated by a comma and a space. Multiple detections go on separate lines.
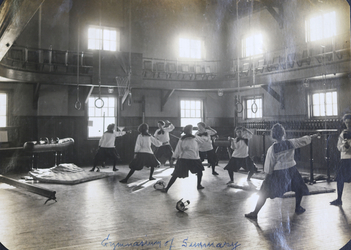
244, 95, 263, 120
0, 91, 8, 128
242, 33, 264, 58
87, 95, 118, 139
305, 11, 337, 43
87, 25, 120, 52
179, 98, 204, 128
309, 89, 338, 118
178, 37, 204, 60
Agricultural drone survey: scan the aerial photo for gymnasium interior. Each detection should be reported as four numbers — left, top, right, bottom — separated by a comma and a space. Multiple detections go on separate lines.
0, 0, 351, 249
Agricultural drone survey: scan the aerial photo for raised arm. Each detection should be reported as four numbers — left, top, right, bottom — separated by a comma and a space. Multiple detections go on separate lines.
206, 126, 217, 136
114, 131, 126, 137
163, 122, 175, 132
241, 128, 253, 139
289, 134, 318, 149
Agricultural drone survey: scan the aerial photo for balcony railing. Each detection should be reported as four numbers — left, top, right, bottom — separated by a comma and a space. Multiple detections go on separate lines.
1, 32, 350, 83
224, 32, 350, 79
3, 46, 94, 75
142, 57, 219, 81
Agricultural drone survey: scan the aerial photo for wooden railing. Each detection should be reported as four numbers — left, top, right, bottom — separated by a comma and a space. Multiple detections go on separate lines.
224, 32, 350, 79
3, 46, 94, 74
1, 32, 350, 82
142, 57, 219, 81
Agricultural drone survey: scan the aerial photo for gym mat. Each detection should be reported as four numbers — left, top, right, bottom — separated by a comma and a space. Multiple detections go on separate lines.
28, 163, 118, 185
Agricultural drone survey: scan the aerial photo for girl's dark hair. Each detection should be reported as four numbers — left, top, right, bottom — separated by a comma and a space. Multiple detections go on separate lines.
107, 124, 115, 132
343, 113, 351, 121
181, 125, 195, 139
158, 120, 165, 126
235, 126, 243, 132
271, 123, 285, 140
197, 122, 206, 128
138, 123, 150, 136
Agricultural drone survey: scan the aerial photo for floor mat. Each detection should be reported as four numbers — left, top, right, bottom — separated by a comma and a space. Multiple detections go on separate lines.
28, 163, 118, 185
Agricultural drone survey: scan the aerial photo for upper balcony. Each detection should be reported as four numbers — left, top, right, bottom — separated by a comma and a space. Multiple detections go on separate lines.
0, 32, 349, 91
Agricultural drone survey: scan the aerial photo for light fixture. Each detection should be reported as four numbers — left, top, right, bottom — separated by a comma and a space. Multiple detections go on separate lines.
108, 87, 114, 93
218, 89, 223, 96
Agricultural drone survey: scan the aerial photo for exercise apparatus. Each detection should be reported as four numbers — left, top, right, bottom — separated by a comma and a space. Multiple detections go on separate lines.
0, 174, 57, 204
176, 198, 190, 212
23, 138, 74, 169
153, 180, 166, 190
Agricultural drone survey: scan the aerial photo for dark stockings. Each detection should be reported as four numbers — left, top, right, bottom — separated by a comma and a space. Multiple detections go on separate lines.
295, 190, 303, 209
252, 190, 304, 215
164, 171, 203, 192
123, 170, 135, 181
337, 180, 344, 201
228, 170, 234, 182
149, 166, 155, 180
197, 171, 203, 186
247, 170, 254, 180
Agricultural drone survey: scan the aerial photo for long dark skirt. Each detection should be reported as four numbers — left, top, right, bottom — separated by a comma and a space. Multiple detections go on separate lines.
172, 159, 204, 178
93, 147, 121, 166
259, 166, 309, 199
224, 156, 257, 172
336, 159, 351, 183
129, 153, 160, 171
154, 144, 173, 160
199, 149, 217, 166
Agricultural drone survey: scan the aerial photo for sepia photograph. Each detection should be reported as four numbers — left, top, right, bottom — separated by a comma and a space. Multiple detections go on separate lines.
0, 0, 351, 249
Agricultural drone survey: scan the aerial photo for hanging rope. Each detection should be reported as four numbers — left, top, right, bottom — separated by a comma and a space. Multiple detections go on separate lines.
95, 4, 104, 109
75, 19, 81, 110
248, 0, 258, 114
127, 0, 132, 105
236, 0, 243, 113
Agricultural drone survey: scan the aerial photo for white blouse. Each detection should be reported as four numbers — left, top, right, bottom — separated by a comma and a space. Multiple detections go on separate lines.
99, 131, 126, 148
154, 124, 175, 144
337, 130, 351, 159
196, 129, 217, 152
172, 136, 205, 159
264, 136, 312, 174
134, 134, 162, 154
230, 130, 253, 158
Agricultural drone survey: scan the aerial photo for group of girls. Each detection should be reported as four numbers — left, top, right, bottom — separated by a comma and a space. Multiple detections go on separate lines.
92, 114, 351, 219
119, 121, 220, 184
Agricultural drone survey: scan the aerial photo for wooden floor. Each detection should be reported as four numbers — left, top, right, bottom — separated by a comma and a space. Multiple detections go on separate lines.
0, 162, 351, 250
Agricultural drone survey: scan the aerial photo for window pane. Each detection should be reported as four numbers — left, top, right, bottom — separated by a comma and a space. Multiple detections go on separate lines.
179, 38, 201, 59
180, 99, 203, 127
312, 91, 337, 117
308, 11, 336, 42
88, 27, 102, 50
88, 26, 119, 51
244, 34, 263, 57
0, 93, 7, 127
179, 38, 190, 58
88, 96, 116, 137
246, 98, 262, 119
313, 93, 320, 105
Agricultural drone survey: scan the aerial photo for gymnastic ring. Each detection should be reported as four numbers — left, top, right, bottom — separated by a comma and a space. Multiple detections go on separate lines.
74, 100, 82, 110
95, 98, 104, 108
251, 102, 258, 113
236, 101, 243, 113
